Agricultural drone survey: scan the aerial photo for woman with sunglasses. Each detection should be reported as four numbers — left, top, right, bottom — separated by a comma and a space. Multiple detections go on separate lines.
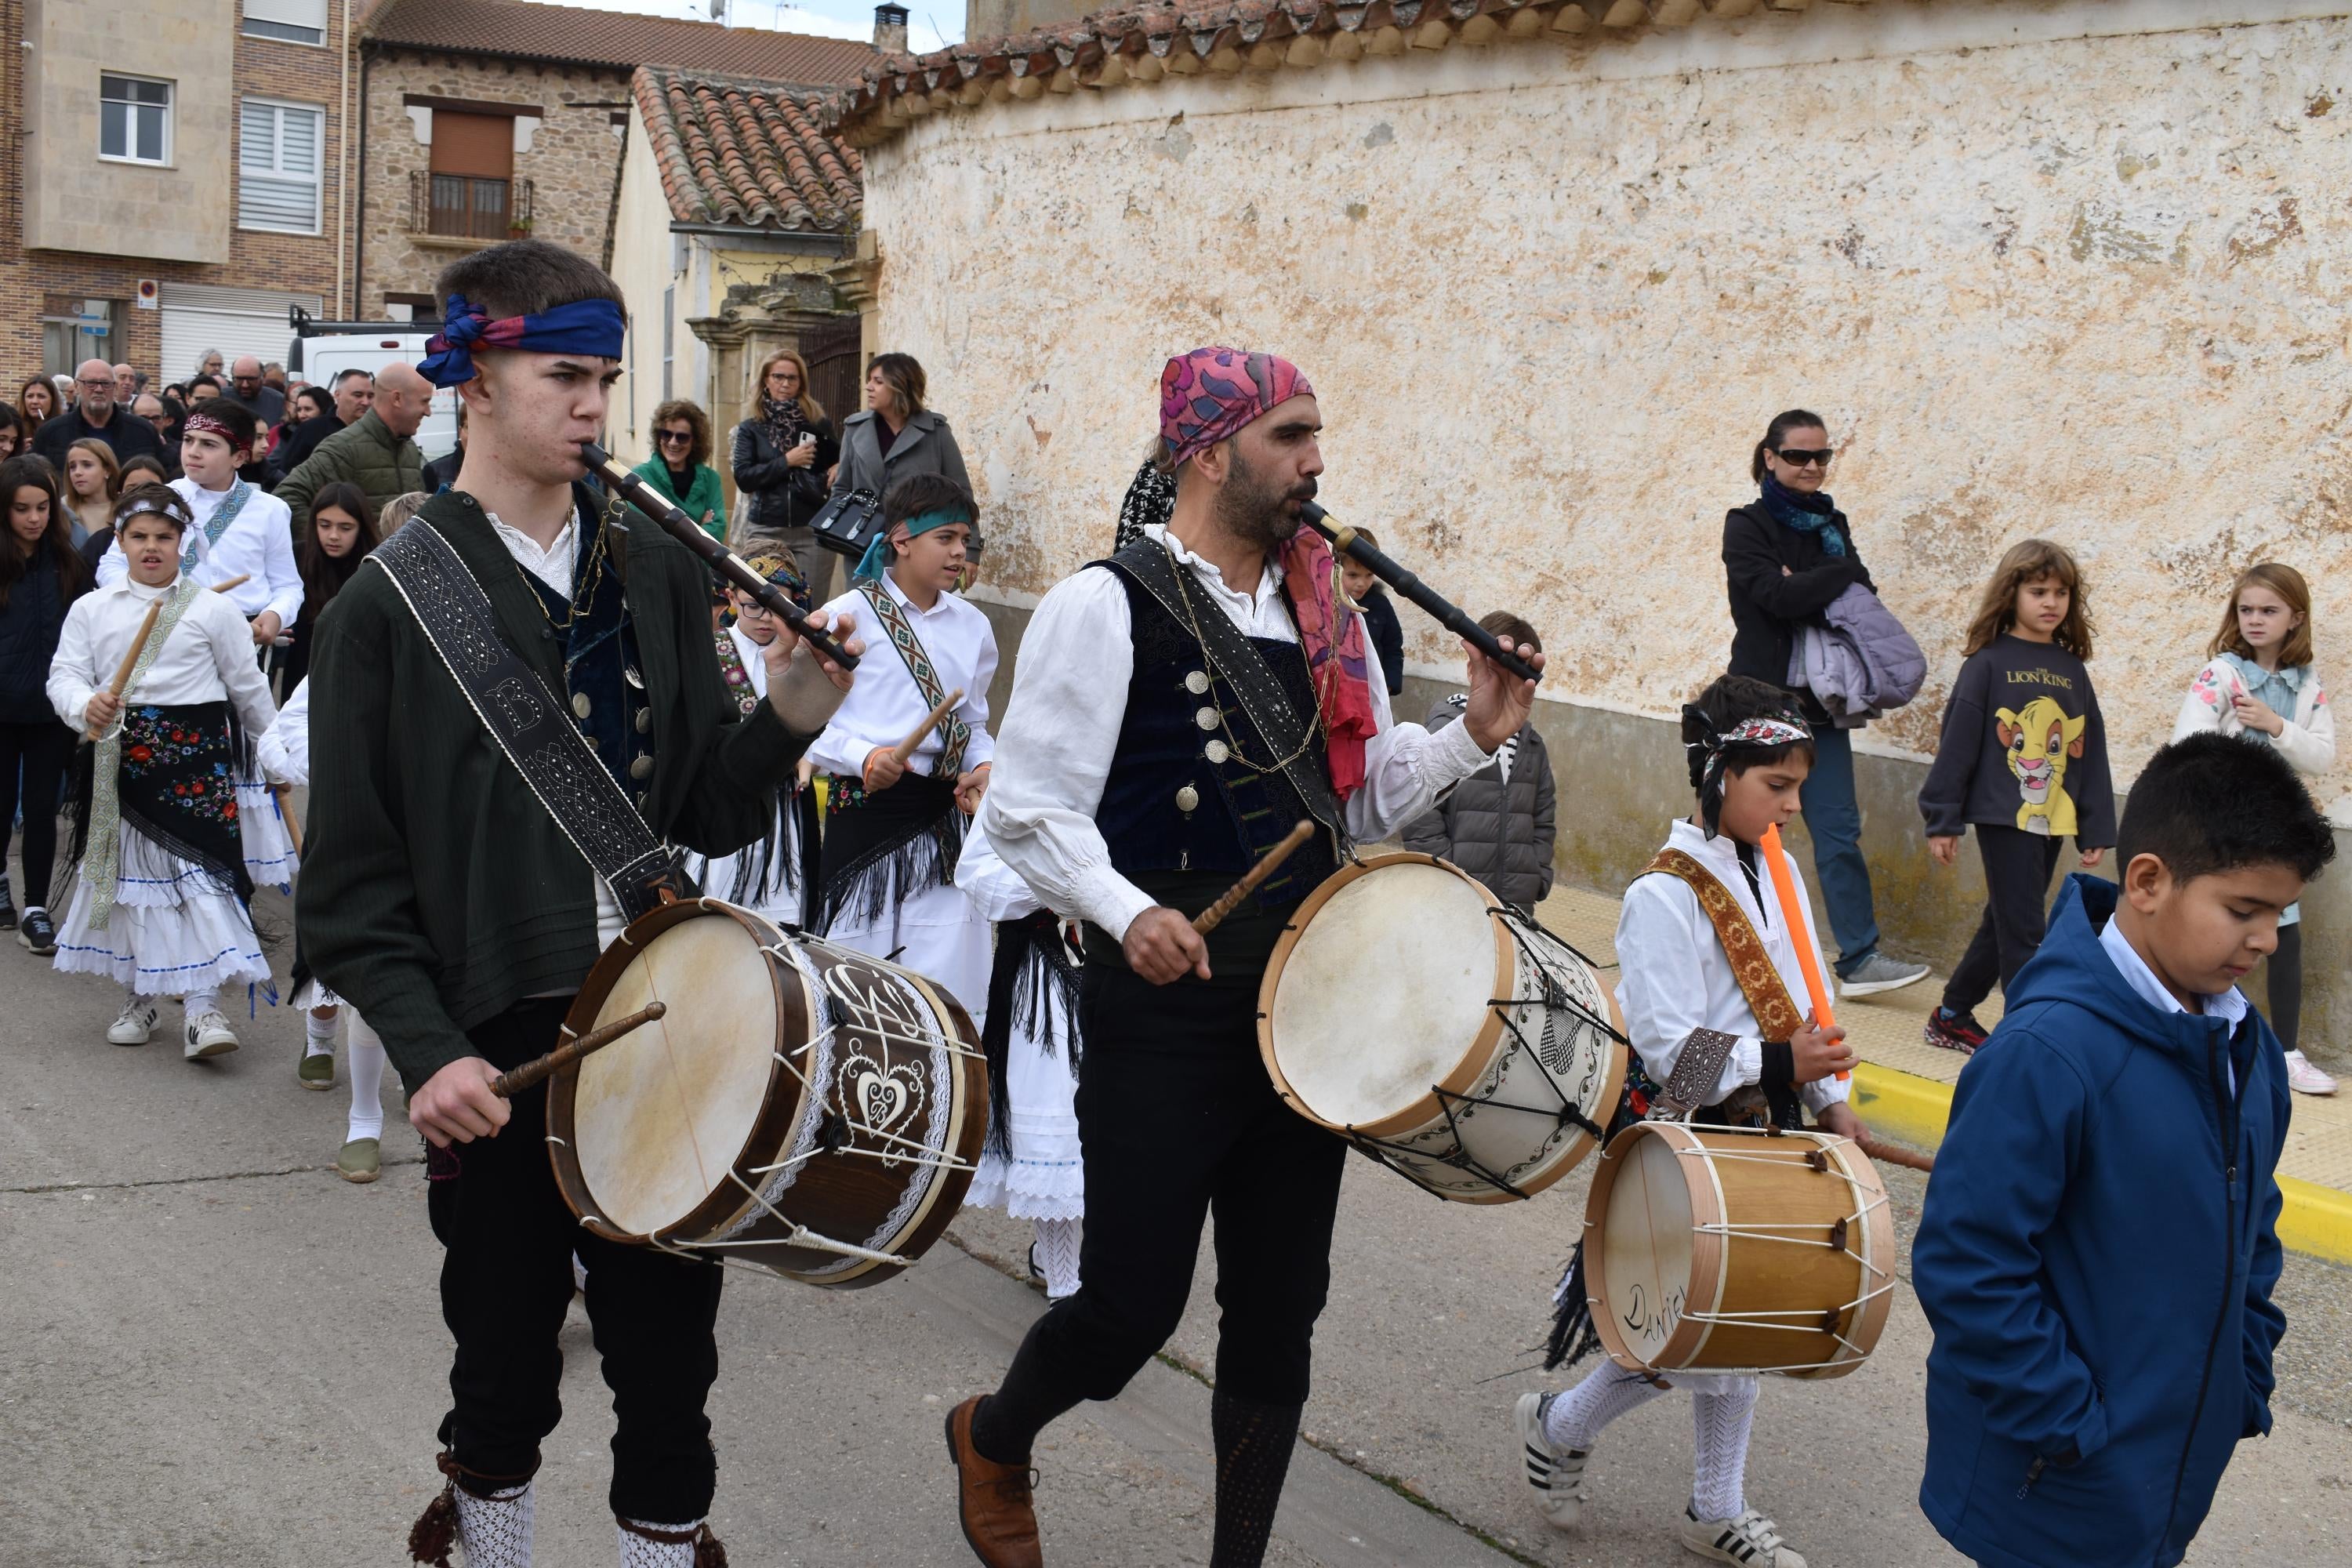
1720, 408, 1927, 998
633, 397, 727, 542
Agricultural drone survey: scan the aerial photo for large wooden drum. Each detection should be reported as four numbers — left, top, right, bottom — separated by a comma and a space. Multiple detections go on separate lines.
546, 899, 986, 1289
1584, 1122, 1895, 1379
1258, 854, 1625, 1203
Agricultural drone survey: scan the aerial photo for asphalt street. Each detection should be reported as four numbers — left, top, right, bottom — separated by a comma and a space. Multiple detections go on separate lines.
4, 868, 2350, 1567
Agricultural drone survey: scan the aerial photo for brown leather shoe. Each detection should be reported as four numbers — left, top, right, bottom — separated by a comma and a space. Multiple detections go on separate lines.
946, 1395, 1043, 1567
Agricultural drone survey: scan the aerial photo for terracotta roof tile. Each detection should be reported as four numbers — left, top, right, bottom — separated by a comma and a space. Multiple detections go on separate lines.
366, 0, 877, 81
829, 0, 1894, 143
633, 67, 862, 234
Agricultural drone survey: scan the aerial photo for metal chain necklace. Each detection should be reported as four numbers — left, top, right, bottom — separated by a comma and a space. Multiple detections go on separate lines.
495, 491, 619, 632
1157, 535, 1327, 777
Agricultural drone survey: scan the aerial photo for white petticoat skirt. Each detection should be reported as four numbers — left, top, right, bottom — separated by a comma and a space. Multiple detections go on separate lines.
51, 826, 269, 997
234, 782, 299, 890
825, 880, 993, 1026
965, 1008, 1085, 1220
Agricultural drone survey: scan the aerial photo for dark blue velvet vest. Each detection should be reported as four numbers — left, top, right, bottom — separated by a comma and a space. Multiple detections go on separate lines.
519, 484, 652, 808
1094, 563, 1340, 910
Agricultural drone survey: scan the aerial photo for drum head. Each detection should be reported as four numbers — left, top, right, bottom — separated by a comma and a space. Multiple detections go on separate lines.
1266, 858, 1501, 1128
1600, 1130, 1697, 1367
572, 913, 781, 1238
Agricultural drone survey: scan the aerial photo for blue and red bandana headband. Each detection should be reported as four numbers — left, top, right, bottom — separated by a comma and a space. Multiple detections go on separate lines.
417, 292, 628, 387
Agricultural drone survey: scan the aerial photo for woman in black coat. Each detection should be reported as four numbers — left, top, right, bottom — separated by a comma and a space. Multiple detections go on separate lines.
0, 456, 90, 949
731, 347, 841, 603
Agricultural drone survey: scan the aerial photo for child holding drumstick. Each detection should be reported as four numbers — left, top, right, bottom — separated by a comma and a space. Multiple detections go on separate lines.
1515, 673, 1867, 1568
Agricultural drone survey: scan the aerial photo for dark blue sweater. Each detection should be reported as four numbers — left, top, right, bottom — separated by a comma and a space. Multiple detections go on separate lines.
0, 553, 71, 724
1914, 875, 2288, 1568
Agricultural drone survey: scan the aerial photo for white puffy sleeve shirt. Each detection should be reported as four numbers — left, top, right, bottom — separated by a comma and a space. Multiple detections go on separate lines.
48, 578, 284, 771
257, 676, 312, 786
1613, 818, 1850, 1115
807, 575, 998, 781
981, 524, 1493, 942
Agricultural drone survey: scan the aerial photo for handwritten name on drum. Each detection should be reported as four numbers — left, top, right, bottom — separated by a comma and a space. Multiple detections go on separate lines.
1620, 1281, 1686, 1355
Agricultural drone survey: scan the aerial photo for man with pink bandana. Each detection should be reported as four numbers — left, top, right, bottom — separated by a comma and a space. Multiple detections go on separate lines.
945, 347, 1543, 1567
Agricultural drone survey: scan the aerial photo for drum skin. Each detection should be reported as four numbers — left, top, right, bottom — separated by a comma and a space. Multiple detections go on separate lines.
1584, 1122, 1893, 1380
546, 899, 987, 1290
1259, 854, 1625, 1204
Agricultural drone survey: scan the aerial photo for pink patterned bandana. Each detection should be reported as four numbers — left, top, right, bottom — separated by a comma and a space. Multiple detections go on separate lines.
1158, 347, 1314, 470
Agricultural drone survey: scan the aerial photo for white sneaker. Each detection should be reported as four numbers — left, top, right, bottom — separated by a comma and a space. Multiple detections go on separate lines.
107, 999, 160, 1047
1513, 1391, 1588, 1531
1679, 1504, 1806, 1567
2284, 1050, 2339, 1096
183, 1011, 241, 1060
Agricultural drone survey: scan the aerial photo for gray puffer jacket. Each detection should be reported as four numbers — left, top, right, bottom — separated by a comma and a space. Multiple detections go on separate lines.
1401, 695, 1555, 912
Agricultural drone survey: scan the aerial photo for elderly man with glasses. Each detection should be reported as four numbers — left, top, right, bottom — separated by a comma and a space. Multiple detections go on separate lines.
31, 358, 165, 468
223, 354, 288, 428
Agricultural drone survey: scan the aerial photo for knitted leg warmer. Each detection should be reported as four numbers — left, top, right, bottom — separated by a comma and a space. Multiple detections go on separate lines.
1543, 1361, 1671, 1453
617, 1516, 728, 1567
1689, 1378, 1760, 1523
1033, 1217, 1083, 1301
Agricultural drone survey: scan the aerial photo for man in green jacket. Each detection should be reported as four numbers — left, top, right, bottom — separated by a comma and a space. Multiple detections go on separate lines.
274, 360, 432, 532
299, 240, 858, 1567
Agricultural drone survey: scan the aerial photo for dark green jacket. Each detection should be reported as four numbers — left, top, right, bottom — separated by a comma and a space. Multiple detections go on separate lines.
276, 408, 426, 535
299, 487, 813, 1094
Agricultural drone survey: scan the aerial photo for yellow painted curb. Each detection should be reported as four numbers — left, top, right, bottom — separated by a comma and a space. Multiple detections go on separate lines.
1852, 1059, 2352, 1266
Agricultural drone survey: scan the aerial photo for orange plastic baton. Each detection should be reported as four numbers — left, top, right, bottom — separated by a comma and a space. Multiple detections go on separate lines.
1760, 823, 1844, 1080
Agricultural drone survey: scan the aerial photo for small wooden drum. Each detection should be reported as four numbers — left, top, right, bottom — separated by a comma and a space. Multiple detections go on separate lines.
1258, 854, 1626, 1203
546, 899, 986, 1289
1584, 1122, 1894, 1379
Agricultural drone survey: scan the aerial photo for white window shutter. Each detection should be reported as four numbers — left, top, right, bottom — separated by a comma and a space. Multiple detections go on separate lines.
238, 101, 321, 234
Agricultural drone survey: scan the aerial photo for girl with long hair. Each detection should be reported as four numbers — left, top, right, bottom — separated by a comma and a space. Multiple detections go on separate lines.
1918, 539, 2115, 1052
0, 456, 89, 949
62, 437, 121, 546
281, 480, 380, 691
2172, 562, 2336, 1094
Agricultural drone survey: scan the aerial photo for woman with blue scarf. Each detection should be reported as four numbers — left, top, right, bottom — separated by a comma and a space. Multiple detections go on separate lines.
1721, 408, 1928, 998
2172, 561, 2339, 1094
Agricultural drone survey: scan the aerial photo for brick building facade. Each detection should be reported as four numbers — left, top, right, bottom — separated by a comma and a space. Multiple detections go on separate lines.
0, 0, 350, 388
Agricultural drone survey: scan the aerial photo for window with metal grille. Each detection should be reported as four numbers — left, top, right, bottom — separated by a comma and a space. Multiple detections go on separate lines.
426, 110, 514, 239
239, 99, 324, 234
100, 75, 172, 165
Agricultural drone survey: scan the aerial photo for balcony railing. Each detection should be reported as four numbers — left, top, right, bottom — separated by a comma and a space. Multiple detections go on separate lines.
409, 170, 533, 240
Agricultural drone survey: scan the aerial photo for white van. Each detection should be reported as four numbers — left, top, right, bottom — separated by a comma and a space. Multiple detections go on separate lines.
285, 308, 460, 463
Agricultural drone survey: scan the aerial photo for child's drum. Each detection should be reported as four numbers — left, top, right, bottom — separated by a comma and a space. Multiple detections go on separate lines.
1584, 1122, 1895, 1378
546, 898, 986, 1289
1258, 853, 1625, 1203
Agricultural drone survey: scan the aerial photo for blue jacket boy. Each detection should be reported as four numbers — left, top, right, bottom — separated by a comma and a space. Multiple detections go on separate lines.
1913, 873, 2288, 1568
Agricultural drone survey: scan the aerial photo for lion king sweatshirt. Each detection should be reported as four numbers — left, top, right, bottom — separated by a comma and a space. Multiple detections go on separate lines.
1918, 633, 2116, 846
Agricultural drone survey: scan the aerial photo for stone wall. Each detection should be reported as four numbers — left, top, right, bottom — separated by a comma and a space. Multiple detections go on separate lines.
358, 50, 633, 313
868, 0, 2352, 1058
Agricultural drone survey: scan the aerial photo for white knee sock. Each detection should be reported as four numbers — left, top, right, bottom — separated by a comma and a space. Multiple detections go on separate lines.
1544, 1360, 1671, 1452
305, 1006, 337, 1058
182, 989, 218, 1018
345, 1011, 387, 1142
1033, 1216, 1083, 1301
617, 1517, 712, 1566
455, 1480, 535, 1568
1690, 1378, 1760, 1521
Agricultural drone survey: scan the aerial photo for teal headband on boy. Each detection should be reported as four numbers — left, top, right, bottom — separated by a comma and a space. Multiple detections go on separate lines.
853, 507, 972, 583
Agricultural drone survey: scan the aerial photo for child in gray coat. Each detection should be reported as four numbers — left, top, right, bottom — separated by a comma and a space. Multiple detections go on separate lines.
1403, 612, 1556, 911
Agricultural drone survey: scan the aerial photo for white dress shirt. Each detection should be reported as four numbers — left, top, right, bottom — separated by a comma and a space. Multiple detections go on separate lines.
808, 571, 997, 780
96, 480, 303, 629
1613, 817, 1852, 1114
257, 677, 312, 786
981, 524, 1493, 942
2095, 913, 2245, 1094
48, 577, 282, 760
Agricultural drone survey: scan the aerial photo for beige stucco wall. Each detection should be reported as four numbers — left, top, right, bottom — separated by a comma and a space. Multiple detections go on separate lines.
26, 0, 234, 262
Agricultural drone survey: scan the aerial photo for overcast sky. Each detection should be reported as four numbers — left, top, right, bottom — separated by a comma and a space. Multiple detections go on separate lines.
554, 0, 964, 49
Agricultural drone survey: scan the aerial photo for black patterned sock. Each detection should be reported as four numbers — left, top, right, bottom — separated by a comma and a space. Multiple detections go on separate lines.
1208, 1391, 1303, 1568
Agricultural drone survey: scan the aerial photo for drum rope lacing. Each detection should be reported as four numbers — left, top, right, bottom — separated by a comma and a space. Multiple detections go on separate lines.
1323, 908, 1629, 1201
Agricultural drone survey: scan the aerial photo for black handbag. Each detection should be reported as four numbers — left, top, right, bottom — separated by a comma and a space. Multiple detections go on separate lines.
809, 485, 884, 560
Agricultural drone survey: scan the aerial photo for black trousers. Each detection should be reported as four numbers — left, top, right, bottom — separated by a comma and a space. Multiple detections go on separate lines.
0, 718, 74, 907
1005, 933, 1348, 1409
427, 997, 725, 1523
1941, 825, 2066, 1016
2268, 921, 2303, 1052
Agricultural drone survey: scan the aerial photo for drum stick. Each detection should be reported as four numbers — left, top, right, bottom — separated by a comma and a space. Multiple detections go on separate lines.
1193, 820, 1315, 935
90, 600, 164, 737
1760, 823, 1845, 1081
273, 785, 303, 861
1857, 1129, 1936, 1174
890, 688, 964, 768
491, 1001, 668, 1098
209, 574, 251, 593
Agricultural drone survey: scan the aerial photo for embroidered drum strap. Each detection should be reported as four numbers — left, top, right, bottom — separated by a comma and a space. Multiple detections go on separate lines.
1642, 848, 1809, 1112
859, 583, 970, 779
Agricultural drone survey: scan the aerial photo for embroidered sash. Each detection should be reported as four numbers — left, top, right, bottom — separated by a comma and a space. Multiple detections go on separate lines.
83, 581, 204, 928
858, 583, 971, 778
185, 481, 253, 575
1640, 848, 1807, 1115
715, 630, 757, 717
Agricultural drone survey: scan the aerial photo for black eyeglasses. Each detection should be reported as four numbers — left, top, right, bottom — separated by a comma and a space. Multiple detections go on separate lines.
1773, 448, 1834, 468
657, 430, 694, 446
